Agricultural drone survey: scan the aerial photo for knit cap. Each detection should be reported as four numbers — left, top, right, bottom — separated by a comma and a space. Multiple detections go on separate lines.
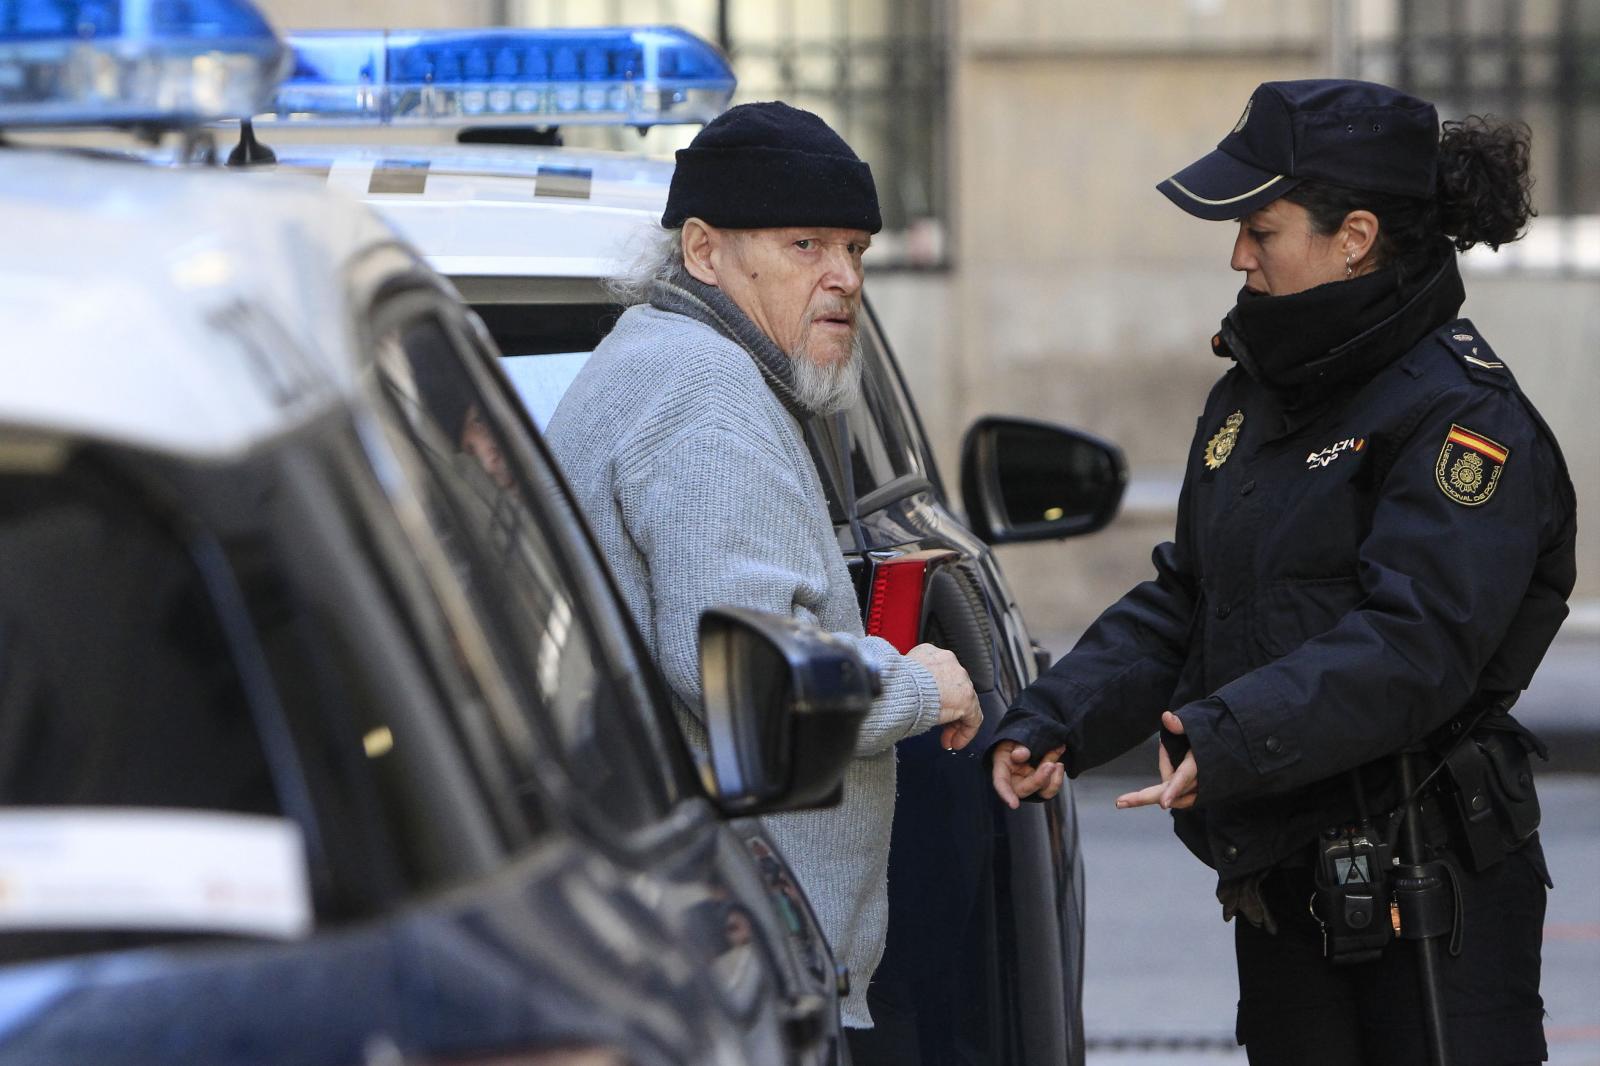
662, 101, 882, 233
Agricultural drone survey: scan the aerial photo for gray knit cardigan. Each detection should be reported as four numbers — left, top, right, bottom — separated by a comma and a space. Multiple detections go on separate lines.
545, 302, 941, 1028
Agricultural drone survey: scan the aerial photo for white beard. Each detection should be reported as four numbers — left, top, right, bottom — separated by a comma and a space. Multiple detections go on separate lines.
789, 334, 863, 416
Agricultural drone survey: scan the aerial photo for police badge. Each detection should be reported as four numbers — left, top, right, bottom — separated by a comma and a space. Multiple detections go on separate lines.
1204, 411, 1245, 470
1436, 424, 1509, 506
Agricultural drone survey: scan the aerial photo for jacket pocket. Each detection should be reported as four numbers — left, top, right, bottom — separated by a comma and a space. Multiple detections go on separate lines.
1251, 576, 1363, 660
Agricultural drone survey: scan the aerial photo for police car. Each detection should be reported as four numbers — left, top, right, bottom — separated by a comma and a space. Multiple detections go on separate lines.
0, 6, 882, 1065
228, 26, 1129, 1063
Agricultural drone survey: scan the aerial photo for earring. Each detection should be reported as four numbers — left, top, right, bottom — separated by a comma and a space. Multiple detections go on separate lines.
1345, 253, 1354, 279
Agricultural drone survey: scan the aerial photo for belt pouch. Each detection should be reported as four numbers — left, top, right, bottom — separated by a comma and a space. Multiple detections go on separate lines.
1441, 726, 1543, 872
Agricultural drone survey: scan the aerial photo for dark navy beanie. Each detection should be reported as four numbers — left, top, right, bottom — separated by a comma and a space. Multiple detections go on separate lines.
662, 101, 882, 233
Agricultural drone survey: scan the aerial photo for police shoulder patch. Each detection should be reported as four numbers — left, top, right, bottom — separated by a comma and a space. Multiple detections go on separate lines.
1435, 424, 1509, 506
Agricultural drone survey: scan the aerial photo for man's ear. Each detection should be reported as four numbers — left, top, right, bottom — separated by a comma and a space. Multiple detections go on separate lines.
681, 218, 720, 286
1341, 209, 1380, 273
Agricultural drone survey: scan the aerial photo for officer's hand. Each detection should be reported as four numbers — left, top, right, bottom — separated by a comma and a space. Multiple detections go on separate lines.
990, 741, 1066, 810
907, 643, 981, 751
1116, 711, 1199, 811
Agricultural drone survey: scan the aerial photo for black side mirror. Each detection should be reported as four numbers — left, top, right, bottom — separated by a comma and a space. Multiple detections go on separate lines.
698, 606, 878, 817
959, 416, 1127, 545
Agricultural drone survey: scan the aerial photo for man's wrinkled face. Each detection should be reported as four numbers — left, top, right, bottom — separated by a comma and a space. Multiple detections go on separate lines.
710, 226, 871, 368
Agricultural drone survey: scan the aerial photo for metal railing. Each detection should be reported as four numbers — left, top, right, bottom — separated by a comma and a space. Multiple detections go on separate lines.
512, 0, 951, 268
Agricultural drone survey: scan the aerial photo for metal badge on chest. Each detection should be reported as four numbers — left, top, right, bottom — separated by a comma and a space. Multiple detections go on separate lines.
1204, 410, 1245, 470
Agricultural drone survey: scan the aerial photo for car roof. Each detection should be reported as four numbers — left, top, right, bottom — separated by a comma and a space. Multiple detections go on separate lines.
0, 149, 397, 459
265, 142, 671, 279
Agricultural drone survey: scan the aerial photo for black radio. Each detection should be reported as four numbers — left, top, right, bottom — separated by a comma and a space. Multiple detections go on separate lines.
1312, 820, 1394, 965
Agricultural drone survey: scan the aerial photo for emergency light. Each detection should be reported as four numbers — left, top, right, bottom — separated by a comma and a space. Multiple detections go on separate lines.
0, 0, 288, 129
262, 27, 734, 128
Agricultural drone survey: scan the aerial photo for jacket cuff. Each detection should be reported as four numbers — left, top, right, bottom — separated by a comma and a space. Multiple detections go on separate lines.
1179, 684, 1296, 806
986, 712, 1072, 772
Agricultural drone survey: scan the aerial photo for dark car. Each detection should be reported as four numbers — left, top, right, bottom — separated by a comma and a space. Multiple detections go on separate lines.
0, 146, 878, 1066
206, 24, 1129, 1061
288, 142, 1126, 1065
465, 269, 1126, 1065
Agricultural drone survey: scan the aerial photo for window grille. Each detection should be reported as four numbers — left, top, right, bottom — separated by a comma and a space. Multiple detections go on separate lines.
1346, 0, 1600, 274
513, 0, 951, 268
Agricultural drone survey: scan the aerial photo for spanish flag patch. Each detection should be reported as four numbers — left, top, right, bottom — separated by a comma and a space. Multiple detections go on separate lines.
1435, 424, 1509, 506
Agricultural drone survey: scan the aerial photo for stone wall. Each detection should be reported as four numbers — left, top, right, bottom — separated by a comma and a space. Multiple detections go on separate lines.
247, 0, 1600, 637
867, 0, 1600, 639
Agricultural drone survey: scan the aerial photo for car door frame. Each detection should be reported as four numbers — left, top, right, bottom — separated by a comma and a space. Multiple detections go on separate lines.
345, 243, 845, 1061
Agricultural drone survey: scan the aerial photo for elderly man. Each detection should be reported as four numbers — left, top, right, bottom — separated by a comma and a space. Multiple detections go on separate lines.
545, 101, 980, 1041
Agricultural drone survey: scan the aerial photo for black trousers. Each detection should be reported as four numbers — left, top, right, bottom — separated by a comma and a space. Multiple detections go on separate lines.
842, 977, 922, 1066
1234, 842, 1549, 1065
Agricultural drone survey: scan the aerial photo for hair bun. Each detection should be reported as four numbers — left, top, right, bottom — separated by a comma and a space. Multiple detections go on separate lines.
1437, 115, 1536, 252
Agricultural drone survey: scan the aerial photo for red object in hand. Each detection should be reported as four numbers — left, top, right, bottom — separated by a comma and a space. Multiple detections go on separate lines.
865, 556, 929, 654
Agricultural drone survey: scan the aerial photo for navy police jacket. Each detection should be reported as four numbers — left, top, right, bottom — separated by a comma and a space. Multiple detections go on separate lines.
994, 255, 1578, 878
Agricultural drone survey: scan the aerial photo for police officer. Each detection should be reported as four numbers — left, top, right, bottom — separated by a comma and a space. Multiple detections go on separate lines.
988, 80, 1577, 1065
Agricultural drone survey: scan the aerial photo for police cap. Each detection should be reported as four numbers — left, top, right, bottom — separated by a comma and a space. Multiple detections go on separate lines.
1157, 79, 1440, 221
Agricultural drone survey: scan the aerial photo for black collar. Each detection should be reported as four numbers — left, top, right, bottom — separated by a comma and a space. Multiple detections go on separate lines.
1214, 243, 1466, 411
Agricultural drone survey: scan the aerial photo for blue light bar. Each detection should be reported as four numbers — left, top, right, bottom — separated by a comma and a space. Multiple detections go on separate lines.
0, 0, 289, 129
263, 26, 734, 128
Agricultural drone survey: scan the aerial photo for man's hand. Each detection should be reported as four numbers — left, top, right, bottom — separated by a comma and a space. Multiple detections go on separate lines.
906, 643, 981, 750
1115, 711, 1199, 811
990, 740, 1066, 810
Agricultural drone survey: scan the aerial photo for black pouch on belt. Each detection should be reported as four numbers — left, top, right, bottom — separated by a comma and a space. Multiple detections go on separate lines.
1438, 708, 1547, 872
1311, 821, 1394, 965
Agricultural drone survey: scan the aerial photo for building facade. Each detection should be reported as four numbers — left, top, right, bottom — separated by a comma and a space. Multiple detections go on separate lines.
256, 0, 1599, 635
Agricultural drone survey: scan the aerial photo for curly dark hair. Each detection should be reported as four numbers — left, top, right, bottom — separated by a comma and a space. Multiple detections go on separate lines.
1437, 115, 1537, 250
1284, 114, 1536, 283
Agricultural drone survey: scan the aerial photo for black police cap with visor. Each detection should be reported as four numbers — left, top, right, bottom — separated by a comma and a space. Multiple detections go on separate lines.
1157, 79, 1440, 221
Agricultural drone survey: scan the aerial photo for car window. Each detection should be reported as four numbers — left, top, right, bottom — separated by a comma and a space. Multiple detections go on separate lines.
371, 306, 677, 835
238, 423, 528, 896
0, 428, 513, 962
858, 307, 946, 495
0, 452, 278, 818
471, 301, 616, 430
502, 350, 591, 429
812, 319, 921, 500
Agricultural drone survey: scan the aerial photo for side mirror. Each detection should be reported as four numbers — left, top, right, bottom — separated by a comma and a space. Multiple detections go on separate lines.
959, 416, 1127, 545
697, 606, 878, 817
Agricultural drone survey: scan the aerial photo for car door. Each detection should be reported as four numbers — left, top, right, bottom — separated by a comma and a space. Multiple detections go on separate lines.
452, 277, 1085, 1065
357, 265, 844, 1066
0, 412, 691, 1066
802, 305, 1086, 1066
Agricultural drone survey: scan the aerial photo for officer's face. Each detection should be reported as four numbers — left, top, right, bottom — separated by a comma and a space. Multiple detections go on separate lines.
686, 222, 871, 368
1230, 199, 1348, 297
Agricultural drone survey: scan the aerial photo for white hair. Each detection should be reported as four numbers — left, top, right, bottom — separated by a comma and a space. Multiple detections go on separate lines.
605, 225, 684, 306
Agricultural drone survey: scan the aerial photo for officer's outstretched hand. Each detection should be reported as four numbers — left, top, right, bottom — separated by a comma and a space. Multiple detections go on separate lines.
990, 741, 1066, 810
1116, 711, 1199, 811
